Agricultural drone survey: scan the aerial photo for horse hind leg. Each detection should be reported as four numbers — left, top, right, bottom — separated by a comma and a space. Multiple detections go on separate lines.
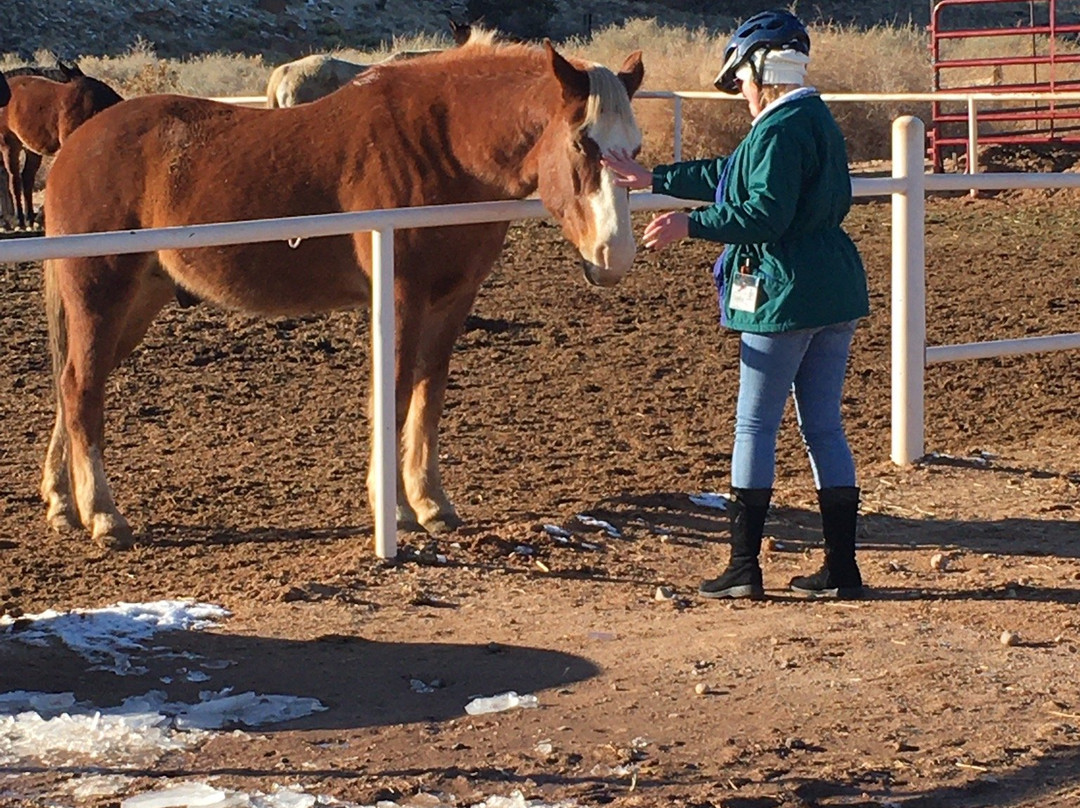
19, 151, 42, 227
0, 142, 23, 229
41, 404, 78, 531
44, 253, 169, 549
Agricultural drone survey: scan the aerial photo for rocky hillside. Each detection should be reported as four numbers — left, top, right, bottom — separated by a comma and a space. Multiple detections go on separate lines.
0, 0, 1011, 61
4, 0, 1080, 61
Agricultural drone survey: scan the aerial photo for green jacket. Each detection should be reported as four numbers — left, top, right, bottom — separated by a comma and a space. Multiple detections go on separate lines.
651, 90, 869, 333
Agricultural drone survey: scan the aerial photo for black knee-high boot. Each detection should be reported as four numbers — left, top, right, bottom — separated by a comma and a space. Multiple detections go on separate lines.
699, 487, 771, 599
789, 486, 864, 599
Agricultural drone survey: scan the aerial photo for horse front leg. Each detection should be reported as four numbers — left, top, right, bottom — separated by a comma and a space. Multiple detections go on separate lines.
399, 292, 479, 535
366, 288, 423, 532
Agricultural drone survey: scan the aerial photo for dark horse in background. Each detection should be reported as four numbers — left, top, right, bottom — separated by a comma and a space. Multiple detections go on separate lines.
0, 72, 9, 221
42, 38, 645, 550
0, 61, 122, 228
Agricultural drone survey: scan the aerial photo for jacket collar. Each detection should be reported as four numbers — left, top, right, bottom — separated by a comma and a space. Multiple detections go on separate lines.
751, 86, 819, 126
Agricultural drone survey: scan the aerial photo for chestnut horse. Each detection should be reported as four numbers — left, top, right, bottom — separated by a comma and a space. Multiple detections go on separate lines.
0, 62, 122, 228
42, 39, 644, 549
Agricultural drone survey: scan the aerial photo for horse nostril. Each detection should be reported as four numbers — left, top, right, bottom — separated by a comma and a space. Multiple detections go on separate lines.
581, 259, 602, 286
596, 244, 610, 269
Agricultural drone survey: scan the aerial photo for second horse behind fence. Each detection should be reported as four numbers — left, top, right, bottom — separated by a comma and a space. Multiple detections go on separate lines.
0, 61, 122, 229
266, 20, 474, 107
41, 37, 645, 550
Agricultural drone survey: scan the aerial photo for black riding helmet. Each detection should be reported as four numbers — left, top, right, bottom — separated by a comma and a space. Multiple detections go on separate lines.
714, 9, 811, 94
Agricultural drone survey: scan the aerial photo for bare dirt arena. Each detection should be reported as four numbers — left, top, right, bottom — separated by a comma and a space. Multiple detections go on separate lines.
1, 190, 1079, 807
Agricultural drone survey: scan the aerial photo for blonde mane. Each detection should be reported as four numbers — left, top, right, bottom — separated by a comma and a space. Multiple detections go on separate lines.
461, 25, 500, 48
584, 66, 636, 131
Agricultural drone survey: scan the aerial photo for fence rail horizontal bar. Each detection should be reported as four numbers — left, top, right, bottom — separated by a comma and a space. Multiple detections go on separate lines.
924, 172, 1080, 191
0, 194, 690, 264
635, 90, 1080, 102
928, 333, 1080, 364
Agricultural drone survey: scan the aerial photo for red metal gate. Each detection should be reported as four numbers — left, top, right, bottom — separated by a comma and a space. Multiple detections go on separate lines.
930, 0, 1080, 171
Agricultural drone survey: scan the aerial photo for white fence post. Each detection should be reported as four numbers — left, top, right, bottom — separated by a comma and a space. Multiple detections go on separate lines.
672, 96, 683, 161
890, 116, 927, 466
371, 227, 397, 559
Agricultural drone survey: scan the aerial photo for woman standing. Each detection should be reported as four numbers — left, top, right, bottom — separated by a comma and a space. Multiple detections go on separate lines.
602, 9, 869, 600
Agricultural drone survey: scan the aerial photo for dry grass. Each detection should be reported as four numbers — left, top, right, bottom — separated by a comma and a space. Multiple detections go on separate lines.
577, 18, 934, 163
4, 18, 1079, 163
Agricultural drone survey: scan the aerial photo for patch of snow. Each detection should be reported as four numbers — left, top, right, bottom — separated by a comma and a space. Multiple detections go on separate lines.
1, 600, 230, 675
689, 492, 729, 510
574, 515, 621, 537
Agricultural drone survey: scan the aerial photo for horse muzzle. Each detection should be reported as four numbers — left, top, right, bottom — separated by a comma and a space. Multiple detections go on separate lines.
581, 258, 627, 288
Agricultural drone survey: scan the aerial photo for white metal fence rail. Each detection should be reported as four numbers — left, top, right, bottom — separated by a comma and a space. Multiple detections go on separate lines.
2, 115, 1079, 557
888, 115, 1080, 465
634, 90, 1080, 174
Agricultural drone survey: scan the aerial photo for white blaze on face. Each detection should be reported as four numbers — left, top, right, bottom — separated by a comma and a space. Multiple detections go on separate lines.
582, 68, 642, 282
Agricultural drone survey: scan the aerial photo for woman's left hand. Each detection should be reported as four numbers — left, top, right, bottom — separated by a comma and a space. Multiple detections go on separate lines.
642, 211, 690, 250
601, 148, 652, 190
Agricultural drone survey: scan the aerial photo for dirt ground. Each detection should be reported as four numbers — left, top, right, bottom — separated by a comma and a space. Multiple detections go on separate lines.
1, 192, 1079, 808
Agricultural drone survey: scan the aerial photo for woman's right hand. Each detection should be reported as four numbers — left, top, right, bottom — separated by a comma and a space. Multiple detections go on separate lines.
601, 148, 652, 191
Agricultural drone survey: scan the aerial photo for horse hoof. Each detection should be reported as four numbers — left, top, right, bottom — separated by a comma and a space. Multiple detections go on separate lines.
396, 516, 425, 532
45, 503, 80, 532
95, 531, 136, 551
91, 515, 135, 551
420, 512, 463, 535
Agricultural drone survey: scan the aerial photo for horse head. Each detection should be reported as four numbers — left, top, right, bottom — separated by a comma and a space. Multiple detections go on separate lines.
534, 42, 644, 288
56, 60, 85, 80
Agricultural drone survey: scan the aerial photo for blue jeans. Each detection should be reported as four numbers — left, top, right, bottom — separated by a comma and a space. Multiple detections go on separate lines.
731, 320, 859, 490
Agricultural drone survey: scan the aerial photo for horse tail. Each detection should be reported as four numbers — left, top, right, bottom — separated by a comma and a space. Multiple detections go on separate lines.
43, 259, 68, 409
266, 67, 284, 108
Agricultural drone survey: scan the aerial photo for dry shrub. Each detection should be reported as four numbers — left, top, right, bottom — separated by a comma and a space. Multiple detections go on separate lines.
574, 18, 747, 164
22, 17, 1078, 165
174, 52, 271, 97
79, 42, 270, 97
810, 22, 932, 161
580, 18, 933, 164
328, 30, 462, 65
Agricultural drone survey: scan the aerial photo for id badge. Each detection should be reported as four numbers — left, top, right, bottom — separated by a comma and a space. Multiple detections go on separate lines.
729, 273, 761, 313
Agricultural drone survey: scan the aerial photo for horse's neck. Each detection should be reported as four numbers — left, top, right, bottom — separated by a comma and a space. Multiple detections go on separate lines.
428, 67, 558, 199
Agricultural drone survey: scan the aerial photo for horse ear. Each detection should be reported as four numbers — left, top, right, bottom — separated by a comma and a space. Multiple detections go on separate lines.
450, 20, 472, 47
544, 39, 589, 102
618, 51, 644, 98
57, 60, 83, 79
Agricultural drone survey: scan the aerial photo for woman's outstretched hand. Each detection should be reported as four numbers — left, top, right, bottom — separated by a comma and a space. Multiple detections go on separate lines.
642, 211, 690, 250
601, 148, 652, 190
601, 149, 688, 249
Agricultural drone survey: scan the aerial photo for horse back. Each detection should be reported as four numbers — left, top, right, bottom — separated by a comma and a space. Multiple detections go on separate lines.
45, 93, 375, 314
